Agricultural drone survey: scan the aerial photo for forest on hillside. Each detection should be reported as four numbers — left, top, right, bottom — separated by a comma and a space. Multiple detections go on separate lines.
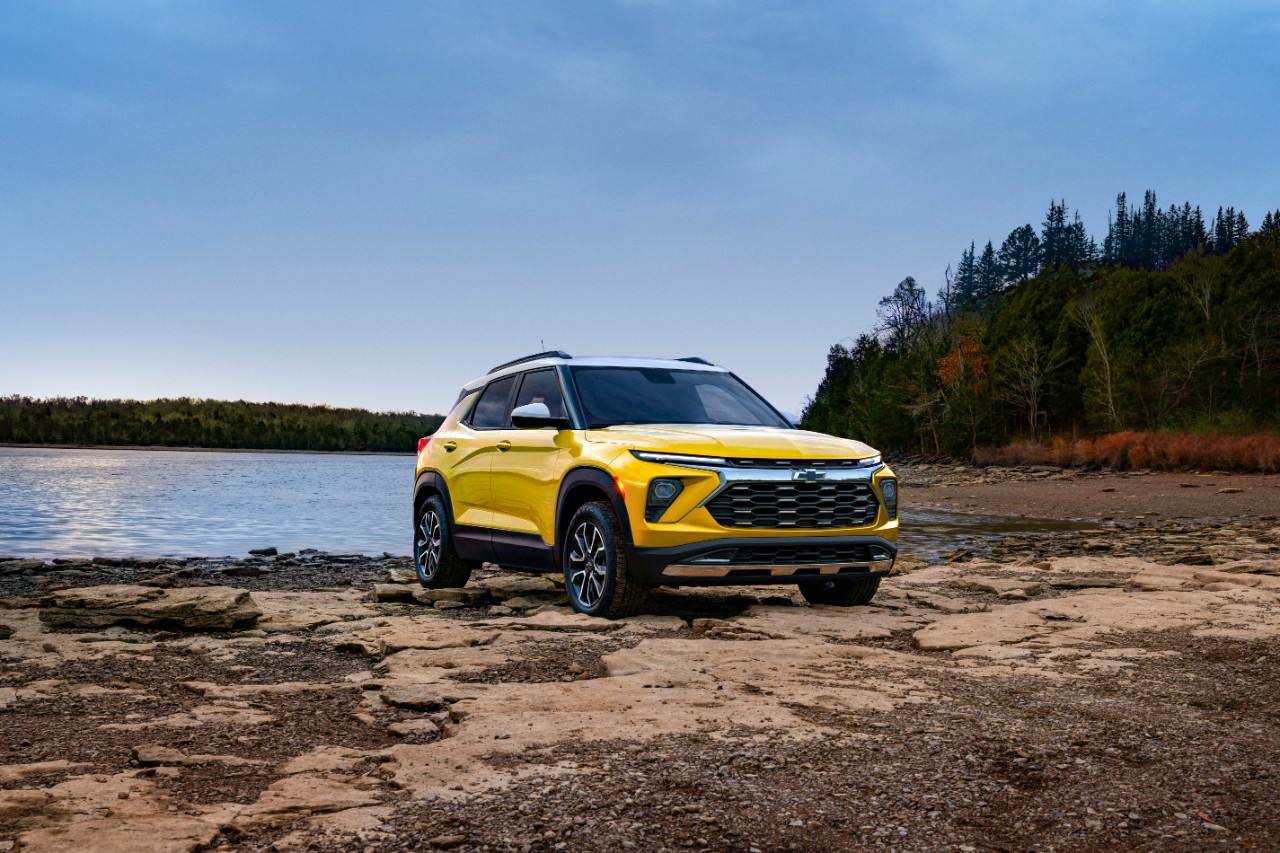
802, 193, 1280, 459
0, 397, 444, 453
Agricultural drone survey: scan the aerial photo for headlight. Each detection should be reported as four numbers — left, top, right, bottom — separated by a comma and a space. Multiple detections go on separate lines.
856, 455, 882, 468
630, 450, 728, 468
880, 478, 897, 518
645, 478, 685, 522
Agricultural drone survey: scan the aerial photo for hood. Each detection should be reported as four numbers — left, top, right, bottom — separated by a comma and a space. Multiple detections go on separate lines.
585, 424, 877, 459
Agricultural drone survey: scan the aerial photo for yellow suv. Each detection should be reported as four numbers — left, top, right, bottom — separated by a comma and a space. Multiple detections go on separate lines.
413, 352, 898, 618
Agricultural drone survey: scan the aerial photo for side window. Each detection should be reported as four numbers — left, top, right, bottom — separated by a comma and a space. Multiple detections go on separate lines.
469, 375, 517, 429
512, 369, 566, 419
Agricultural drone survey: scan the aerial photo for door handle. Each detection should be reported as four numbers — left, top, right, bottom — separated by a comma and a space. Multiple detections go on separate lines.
442, 441, 457, 452
496, 440, 511, 452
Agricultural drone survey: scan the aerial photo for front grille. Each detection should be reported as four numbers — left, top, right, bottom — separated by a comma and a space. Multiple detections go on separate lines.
704, 482, 880, 528
725, 458, 866, 469
696, 543, 879, 565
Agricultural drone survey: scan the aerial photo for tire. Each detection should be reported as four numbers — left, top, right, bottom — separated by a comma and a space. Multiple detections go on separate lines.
799, 575, 881, 607
414, 494, 474, 588
562, 501, 646, 619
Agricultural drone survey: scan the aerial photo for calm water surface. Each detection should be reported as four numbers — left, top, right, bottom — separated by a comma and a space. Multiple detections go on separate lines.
0, 447, 413, 558
0, 447, 1084, 559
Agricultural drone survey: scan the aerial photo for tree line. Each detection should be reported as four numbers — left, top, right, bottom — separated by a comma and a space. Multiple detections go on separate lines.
0, 396, 445, 453
803, 191, 1280, 456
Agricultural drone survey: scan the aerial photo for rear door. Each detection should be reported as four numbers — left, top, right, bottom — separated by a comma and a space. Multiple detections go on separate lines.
446, 373, 517, 530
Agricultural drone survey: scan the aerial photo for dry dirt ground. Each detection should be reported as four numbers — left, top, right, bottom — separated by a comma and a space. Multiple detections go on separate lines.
1, 468, 1279, 852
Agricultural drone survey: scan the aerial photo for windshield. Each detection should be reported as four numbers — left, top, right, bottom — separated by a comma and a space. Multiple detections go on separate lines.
569, 366, 790, 429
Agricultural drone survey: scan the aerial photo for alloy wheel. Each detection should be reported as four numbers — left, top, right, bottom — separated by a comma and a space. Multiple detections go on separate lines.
567, 520, 609, 608
416, 508, 443, 581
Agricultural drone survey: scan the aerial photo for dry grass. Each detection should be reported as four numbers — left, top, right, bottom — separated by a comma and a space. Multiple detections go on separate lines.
975, 432, 1280, 474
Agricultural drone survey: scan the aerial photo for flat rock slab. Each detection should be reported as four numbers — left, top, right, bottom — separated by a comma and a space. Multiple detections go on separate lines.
38, 585, 262, 631
474, 575, 559, 599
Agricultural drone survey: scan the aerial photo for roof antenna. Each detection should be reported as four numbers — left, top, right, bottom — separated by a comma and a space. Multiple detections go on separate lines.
540, 339, 545, 350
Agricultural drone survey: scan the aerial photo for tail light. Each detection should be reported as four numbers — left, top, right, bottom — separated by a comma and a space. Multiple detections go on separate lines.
417, 437, 431, 454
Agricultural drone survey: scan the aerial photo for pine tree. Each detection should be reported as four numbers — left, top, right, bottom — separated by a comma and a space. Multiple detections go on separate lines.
998, 224, 1042, 282
1109, 192, 1130, 264
1041, 200, 1069, 269
976, 241, 1001, 303
1067, 210, 1094, 266
952, 242, 979, 307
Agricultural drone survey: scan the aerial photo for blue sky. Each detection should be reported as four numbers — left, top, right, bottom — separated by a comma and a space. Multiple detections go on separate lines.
3, 1, 1278, 415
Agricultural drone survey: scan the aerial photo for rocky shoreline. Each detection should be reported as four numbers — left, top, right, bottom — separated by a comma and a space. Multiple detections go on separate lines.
2, 466, 1279, 851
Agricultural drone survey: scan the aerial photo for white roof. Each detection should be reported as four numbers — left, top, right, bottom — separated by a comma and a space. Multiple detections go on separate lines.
460, 355, 726, 393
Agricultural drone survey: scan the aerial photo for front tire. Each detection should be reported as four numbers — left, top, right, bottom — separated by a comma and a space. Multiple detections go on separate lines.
414, 494, 474, 588
799, 575, 881, 606
563, 501, 645, 619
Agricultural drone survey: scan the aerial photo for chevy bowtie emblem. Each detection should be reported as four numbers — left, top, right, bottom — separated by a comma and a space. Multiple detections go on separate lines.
794, 468, 825, 481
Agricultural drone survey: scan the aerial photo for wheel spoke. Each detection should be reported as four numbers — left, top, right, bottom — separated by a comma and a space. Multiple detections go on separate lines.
418, 510, 444, 579
566, 520, 611, 608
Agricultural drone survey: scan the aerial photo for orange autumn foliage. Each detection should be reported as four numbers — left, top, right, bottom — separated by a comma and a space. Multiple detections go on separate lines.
937, 337, 986, 388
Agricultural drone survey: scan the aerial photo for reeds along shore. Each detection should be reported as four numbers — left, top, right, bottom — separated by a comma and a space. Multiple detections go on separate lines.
975, 431, 1280, 474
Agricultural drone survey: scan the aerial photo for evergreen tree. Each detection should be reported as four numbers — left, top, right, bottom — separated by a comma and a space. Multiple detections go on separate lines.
998, 224, 1041, 283
951, 242, 979, 308
976, 241, 1001, 303
1040, 200, 1069, 268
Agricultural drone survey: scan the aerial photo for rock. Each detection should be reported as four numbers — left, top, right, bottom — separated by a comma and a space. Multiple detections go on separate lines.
1047, 574, 1128, 588
1217, 488, 1243, 494
0, 559, 47, 575
138, 567, 202, 588
0, 625, 10, 640
233, 774, 380, 826
380, 685, 448, 710
434, 600, 468, 610
429, 835, 469, 849
503, 593, 569, 609
413, 587, 488, 606
38, 585, 262, 631
131, 744, 187, 766
486, 605, 514, 617
248, 547, 278, 556
475, 575, 558, 600
388, 718, 440, 738
16, 815, 220, 853
371, 584, 419, 603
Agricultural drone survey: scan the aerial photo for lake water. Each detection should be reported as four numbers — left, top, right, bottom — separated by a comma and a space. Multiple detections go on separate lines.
0, 447, 413, 559
0, 447, 1076, 560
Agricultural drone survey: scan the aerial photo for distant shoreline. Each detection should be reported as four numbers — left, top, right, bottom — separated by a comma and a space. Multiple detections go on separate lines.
0, 442, 414, 457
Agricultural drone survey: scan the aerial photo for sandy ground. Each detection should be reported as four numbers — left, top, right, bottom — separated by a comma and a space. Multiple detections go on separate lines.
1, 465, 1278, 852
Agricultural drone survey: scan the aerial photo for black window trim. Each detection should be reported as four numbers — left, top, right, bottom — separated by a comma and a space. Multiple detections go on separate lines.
511, 367, 570, 425
565, 365, 793, 430
465, 373, 520, 431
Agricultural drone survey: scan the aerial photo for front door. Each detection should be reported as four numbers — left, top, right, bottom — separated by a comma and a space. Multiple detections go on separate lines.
489, 368, 574, 558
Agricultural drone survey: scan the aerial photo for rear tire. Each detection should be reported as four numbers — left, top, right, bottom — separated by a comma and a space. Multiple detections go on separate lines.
414, 494, 474, 588
799, 575, 881, 606
563, 501, 646, 619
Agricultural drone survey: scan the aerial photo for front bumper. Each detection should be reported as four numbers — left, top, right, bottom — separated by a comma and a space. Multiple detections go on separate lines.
624, 535, 897, 587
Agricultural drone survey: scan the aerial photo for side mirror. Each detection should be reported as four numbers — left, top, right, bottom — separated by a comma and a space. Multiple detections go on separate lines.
511, 402, 570, 430
780, 410, 803, 427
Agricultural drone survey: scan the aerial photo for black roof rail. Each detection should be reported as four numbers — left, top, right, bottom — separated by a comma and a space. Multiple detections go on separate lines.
487, 350, 572, 374
675, 356, 714, 365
